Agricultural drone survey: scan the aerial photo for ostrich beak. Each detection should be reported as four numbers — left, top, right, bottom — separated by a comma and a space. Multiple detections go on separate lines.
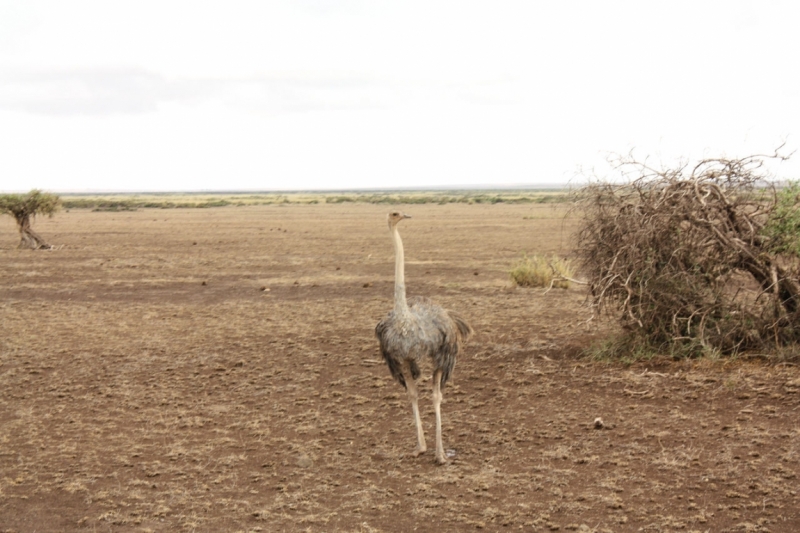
403, 213, 412, 219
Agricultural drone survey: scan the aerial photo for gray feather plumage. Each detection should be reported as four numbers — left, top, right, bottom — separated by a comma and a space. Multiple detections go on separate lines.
376, 296, 473, 389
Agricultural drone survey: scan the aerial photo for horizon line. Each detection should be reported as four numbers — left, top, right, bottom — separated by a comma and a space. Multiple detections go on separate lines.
3, 183, 576, 195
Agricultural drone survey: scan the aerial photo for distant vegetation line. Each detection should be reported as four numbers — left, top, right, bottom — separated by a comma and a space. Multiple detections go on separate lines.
61, 191, 570, 210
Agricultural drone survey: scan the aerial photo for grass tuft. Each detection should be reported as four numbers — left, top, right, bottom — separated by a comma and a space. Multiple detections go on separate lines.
509, 253, 575, 288
584, 332, 733, 363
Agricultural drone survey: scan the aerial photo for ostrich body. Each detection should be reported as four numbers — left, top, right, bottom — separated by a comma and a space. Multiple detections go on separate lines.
375, 212, 473, 464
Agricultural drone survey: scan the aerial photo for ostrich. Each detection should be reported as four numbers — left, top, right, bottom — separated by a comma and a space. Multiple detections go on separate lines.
375, 211, 473, 464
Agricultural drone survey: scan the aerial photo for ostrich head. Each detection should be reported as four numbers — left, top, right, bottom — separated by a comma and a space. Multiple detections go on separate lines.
387, 211, 411, 228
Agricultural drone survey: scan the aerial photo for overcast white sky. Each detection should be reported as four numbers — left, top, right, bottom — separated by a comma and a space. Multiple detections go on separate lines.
0, 1, 798, 192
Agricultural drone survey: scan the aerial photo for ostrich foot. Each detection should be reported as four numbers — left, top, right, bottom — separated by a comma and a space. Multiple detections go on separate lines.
435, 449, 455, 465
413, 446, 427, 457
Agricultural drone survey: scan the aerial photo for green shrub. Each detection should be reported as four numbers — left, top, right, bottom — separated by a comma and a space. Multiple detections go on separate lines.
763, 181, 800, 257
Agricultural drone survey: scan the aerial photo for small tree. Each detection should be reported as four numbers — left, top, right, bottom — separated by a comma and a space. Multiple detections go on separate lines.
0, 190, 61, 249
575, 150, 800, 354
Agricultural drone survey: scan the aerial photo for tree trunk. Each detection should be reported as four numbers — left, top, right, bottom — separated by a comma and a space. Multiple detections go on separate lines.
16, 213, 51, 250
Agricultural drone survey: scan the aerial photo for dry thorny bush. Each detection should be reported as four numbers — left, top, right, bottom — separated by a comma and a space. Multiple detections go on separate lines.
574, 149, 800, 356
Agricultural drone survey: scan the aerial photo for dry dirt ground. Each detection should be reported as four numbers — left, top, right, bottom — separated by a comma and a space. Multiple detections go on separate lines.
1, 203, 798, 533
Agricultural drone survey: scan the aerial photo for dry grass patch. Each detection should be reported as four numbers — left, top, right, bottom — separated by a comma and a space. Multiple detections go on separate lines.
510, 253, 576, 289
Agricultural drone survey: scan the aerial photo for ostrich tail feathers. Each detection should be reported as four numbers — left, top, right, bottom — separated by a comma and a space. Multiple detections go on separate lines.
448, 312, 474, 342
436, 311, 473, 388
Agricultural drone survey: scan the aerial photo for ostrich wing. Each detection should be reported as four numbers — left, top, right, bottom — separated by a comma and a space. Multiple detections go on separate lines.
376, 313, 418, 389
409, 298, 472, 387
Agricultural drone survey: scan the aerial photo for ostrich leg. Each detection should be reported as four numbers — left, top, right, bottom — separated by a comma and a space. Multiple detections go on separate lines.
433, 369, 447, 464
402, 364, 427, 456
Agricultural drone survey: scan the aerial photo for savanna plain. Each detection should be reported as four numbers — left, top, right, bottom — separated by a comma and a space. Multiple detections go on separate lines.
1, 202, 798, 533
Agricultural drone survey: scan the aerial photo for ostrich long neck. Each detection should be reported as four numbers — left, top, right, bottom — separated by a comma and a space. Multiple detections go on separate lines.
391, 224, 410, 313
